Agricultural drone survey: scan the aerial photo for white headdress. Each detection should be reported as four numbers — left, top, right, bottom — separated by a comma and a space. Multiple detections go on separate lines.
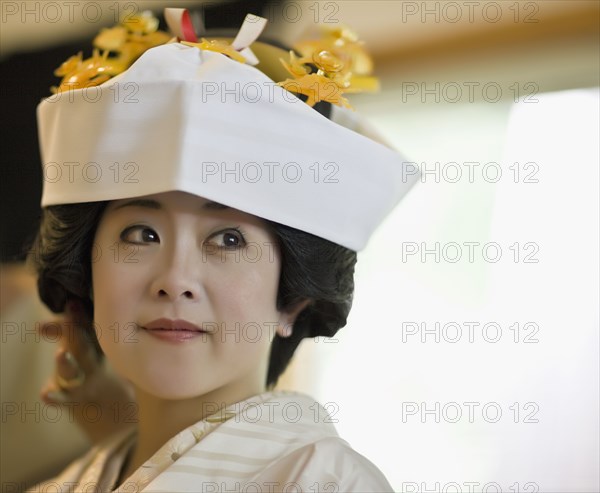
37, 9, 420, 251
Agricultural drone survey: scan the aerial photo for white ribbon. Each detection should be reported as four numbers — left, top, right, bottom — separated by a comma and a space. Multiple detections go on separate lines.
164, 9, 267, 66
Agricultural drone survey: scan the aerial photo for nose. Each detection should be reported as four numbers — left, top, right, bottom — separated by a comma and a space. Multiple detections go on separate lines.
150, 249, 202, 302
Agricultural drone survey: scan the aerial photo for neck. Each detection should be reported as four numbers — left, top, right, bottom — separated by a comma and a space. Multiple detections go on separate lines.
119, 375, 268, 483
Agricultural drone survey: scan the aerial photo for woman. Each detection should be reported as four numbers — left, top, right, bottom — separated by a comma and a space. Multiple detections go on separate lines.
30, 9, 418, 492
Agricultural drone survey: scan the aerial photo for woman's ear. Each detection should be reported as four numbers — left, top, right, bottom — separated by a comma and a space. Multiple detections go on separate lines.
276, 299, 311, 338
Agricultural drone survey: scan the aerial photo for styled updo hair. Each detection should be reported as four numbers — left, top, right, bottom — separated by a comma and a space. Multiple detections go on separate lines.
30, 201, 357, 388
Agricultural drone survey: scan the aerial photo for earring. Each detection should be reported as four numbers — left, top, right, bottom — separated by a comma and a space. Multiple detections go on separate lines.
278, 323, 293, 338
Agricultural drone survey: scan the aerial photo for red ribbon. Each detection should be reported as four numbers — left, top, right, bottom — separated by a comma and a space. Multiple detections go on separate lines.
179, 10, 198, 42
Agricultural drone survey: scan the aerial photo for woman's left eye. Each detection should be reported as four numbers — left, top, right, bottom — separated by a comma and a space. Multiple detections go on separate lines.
120, 226, 160, 244
208, 229, 246, 249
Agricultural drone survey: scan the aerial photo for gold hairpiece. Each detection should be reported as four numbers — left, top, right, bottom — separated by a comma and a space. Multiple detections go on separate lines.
51, 11, 170, 94
181, 39, 246, 63
50, 12, 380, 110
277, 26, 380, 109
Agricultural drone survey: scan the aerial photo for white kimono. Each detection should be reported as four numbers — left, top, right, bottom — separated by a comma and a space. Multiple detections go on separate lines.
29, 391, 393, 492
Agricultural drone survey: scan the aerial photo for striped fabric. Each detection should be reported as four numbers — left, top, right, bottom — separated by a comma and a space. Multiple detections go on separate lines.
30, 391, 393, 492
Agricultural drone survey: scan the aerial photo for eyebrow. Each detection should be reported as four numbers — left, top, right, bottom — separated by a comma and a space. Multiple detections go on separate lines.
203, 201, 229, 210
113, 199, 230, 211
114, 199, 161, 210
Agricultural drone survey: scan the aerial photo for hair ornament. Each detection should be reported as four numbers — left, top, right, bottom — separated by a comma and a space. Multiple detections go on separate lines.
277, 25, 380, 109
49, 8, 375, 110
51, 11, 170, 94
166, 8, 267, 66
181, 38, 248, 63
51, 9, 268, 93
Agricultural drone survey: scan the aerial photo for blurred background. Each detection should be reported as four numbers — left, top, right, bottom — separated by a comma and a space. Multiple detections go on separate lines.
1, 1, 598, 491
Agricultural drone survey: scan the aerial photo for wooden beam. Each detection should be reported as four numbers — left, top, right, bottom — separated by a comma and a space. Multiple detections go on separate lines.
374, 4, 600, 65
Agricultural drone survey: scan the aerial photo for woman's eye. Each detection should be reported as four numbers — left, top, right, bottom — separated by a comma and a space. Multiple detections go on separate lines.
208, 229, 246, 249
121, 226, 159, 244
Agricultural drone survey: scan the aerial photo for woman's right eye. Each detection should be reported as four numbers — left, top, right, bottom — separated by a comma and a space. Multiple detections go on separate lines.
120, 226, 160, 244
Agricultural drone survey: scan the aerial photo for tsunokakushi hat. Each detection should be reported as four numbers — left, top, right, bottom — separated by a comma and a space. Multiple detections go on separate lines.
37, 8, 420, 251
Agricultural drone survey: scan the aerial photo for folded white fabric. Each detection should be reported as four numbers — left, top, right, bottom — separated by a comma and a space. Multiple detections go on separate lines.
38, 42, 419, 251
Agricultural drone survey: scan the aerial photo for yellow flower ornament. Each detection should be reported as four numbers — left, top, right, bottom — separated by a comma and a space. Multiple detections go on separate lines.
49, 8, 377, 111
51, 49, 122, 93
295, 25, 375, 76
52, 11, 170, 94
277, 26, 380, 109
181, 39, 247, 64
279, 50, 353, 108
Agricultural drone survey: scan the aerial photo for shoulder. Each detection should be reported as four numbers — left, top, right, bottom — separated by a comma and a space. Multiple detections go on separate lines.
248, 392, 394, 492
26, 427, 136, 492
258, 435, 394, 492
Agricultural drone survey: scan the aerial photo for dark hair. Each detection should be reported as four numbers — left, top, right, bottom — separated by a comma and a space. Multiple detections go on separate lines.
30, 202, 356, 388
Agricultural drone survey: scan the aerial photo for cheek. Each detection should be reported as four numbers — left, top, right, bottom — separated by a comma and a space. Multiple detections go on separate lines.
91, 244, 145, 345
205, 254, 282, 355
91, 258, 152, 385
211, 257, 281, 321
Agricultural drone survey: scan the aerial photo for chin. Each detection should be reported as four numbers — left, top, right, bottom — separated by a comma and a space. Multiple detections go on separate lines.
132, 377, 215, 400
132, 371, 220, 401
139, 385, 208, 401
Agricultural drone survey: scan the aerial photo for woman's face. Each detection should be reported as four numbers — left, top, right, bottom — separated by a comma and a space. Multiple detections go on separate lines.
91, 191, 291, 399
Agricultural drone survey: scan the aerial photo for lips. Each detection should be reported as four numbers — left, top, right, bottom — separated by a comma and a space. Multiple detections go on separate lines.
144, 318, 205, 332
142, 318, 207, 343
